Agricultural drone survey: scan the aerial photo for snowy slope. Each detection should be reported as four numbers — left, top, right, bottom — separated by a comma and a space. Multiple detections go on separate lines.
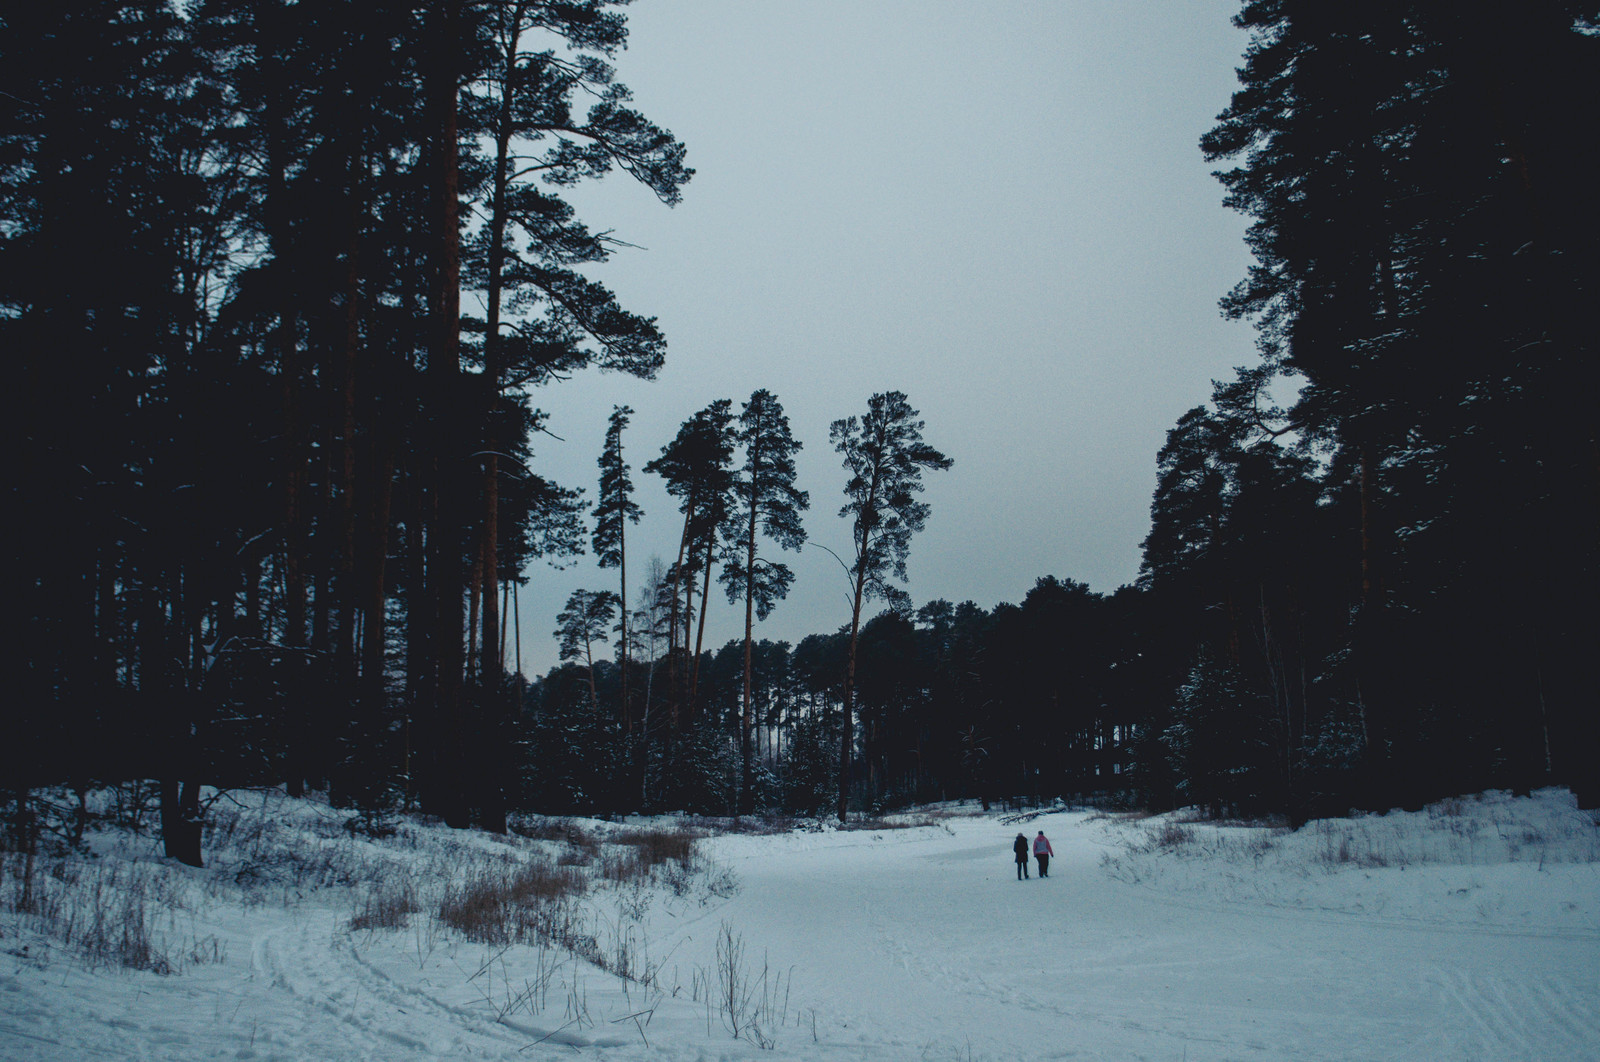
3, 790, 1597, 1061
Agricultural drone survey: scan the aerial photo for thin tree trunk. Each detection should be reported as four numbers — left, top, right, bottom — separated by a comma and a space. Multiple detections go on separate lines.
272, 125, 309, 798
585, 632, 599, 715
1359, 446, 1375, 606
312, 428, 334, 655
161, 777, 203, 868
478, 28, 515, 693
467, 538, 483, 685
839, 541, 870, 823
667, 507, 692, 727
740, 492, 758, 814
839, 463, 881, 822
361, 444, 394, 693
469, 9, 526, 840
640, 644, 656, 807
691, 547, 714, 707
618, 494, 630, 733
499, 578, 511, 669
244, 550, 261, 641
428, 0, 468, 829
334, 183, 364, 677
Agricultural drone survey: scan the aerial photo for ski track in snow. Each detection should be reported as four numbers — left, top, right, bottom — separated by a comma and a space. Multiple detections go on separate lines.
3, 799, 1598, 1061
1427, 965, 1600, 1062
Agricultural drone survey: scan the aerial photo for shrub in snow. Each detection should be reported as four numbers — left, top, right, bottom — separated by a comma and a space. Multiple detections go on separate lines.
436, 858, 588, 946
1100, 787, 1600, 924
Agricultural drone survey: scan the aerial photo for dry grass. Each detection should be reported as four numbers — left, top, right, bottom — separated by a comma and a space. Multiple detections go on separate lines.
5, 788, 748, 985
687, 814, 802, 836
1086, 809, 1160, 823
838, 815, 943, 832
512, 816, 603, 865
0, 851, 222, 975
1144, 820, 1198, 850
611, 827, 696, 869
712, 920, 793, 1048
436, 858, 588, 946
349, 876, 421, 931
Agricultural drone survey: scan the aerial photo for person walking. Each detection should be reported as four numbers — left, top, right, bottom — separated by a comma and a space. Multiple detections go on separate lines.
1033, 830, 1054, 878
1012, 832, 1030, 879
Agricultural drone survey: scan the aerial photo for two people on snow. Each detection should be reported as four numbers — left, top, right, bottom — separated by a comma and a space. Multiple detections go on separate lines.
1013, 830, 1052, 879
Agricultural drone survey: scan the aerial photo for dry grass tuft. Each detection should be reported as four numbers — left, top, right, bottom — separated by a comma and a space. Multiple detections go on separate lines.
349, 877, 421, 931
1086, 809, 1160, 823
436, 858, 587, 946
0, 851, 217, 975
689, 815, 801, 836
610, 827, 697, 871
512, 816, 602, 866
838, 815, 942, 832
1145, 820, 1197, 850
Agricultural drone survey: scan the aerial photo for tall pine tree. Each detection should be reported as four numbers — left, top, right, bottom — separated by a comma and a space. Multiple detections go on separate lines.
830, 392, 951, 821
720, 390, 808, 813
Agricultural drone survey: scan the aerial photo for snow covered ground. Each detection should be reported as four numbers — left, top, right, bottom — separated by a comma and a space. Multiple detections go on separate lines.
3, 789, 1597, 1061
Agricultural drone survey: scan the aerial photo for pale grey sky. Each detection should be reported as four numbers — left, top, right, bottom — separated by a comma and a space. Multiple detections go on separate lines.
511, 0, 1256, 676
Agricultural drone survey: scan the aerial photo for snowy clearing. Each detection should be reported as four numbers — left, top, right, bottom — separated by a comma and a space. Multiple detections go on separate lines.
3, 789, 1598, 1061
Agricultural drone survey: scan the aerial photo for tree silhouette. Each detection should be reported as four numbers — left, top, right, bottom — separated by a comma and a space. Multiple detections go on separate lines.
720, 390, 808, 813
594, 404, 643, 726
644, 400, 735, 722
830, 392, 951, 820
555, 589, 622, 716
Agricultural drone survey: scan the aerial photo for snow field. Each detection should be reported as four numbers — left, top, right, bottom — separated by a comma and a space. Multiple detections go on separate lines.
2, 789, 1597, 1061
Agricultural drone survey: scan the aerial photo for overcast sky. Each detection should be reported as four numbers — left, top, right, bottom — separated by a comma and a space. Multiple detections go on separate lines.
508, 0, 1258, 676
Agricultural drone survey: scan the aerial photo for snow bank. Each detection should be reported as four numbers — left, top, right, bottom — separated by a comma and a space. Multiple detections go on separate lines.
1098, 788, 1600, 934
3, 789, 1597, 1061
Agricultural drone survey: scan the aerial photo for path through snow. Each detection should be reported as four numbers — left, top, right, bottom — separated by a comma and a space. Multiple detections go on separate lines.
3, 800, 1597, 1061
669, 808, 1600, 1060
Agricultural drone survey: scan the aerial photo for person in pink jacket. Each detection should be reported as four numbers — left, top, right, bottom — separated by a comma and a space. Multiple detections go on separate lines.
1033, 830, 1054, 878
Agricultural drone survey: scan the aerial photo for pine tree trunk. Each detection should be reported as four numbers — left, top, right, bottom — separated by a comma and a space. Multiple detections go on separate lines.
499, 579, 510, 671
427, 0, 468, 829
619, 499, 630, 733
667, 508, 692, 728
467, 539, 483, 686
740, 498, 758, 814
361, 444, 394, 692
478, 45, 512, 693
357, 441, 395, 793
691, 550, 714, 708
839, 466, 880, 823
586, 633, 600, 716
334, 184, 364, 679
839, 560, 868, 824
160, 777, 203, 868
272, 124, 310, 798
470, 20, 521, 838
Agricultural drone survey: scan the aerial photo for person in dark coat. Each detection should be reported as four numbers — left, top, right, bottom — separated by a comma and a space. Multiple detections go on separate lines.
1013, 832, 1030, 879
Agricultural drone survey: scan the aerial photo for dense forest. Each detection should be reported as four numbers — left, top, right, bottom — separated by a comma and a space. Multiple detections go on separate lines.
7, 1, 1597, 866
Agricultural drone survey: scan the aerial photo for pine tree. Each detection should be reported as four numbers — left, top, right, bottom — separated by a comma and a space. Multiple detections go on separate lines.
720, 390, 808, 813
830, 392, 951, 821
555, 589, 622, 716
644, 400, 735, 722
462, 0, 690, 719
594, 405, 644, 725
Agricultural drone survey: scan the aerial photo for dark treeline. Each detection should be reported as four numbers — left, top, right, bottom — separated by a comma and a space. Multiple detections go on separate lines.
7, 0, 689, 863
527, 580, 1146, 819
8, 1, 1597, 861
1163, 0, 1599, 817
